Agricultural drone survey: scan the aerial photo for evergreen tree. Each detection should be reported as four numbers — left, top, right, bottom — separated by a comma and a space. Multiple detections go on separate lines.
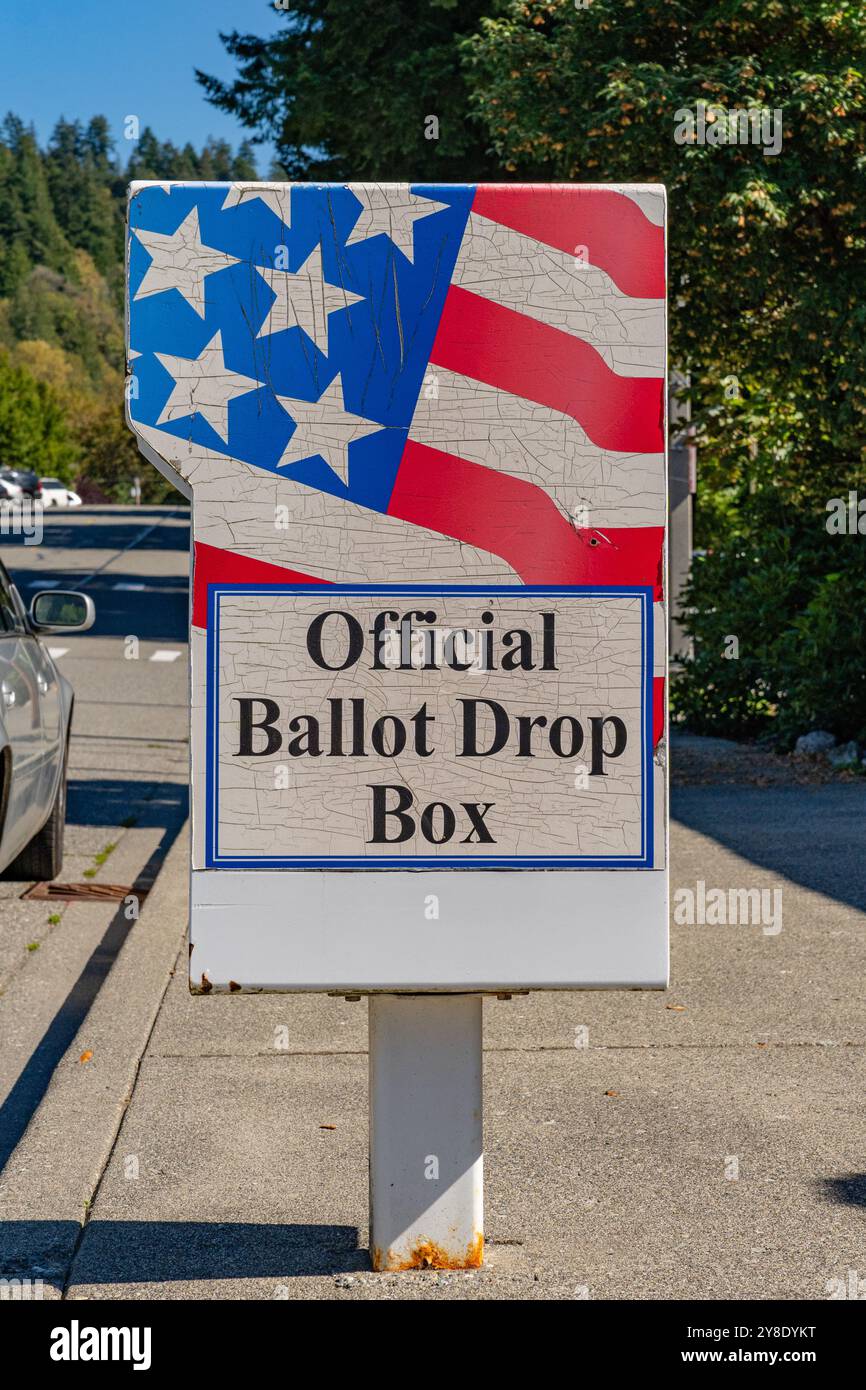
84, 116, 113, 173
45, 117, 123, 273
0, 112, 256, 500
233, 140, 258, 180
0, 114, 72, 289
125, 126, 164, 181
196, 0, 500, 180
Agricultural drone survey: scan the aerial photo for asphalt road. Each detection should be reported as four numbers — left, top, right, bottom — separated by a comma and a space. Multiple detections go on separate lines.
0, 505, 190, 1163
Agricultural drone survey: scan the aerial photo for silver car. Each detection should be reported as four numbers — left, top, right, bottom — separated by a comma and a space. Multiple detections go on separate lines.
0, 561, 94, 879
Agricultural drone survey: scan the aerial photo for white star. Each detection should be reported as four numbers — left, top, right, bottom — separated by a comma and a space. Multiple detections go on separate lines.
344, 186, 448, 262
130, 181, 175, 197
220, 183, 292, 228
220, 185, 254, 211
255, 244, 363, 349
275, 374, 385, 488
154, 331, 261, 443
133, 207, 240, 319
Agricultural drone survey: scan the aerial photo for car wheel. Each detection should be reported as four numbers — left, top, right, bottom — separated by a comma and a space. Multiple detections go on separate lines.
7, 740, 68, 881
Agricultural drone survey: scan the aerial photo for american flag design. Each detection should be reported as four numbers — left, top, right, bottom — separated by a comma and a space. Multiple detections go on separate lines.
126, 182, 667, 871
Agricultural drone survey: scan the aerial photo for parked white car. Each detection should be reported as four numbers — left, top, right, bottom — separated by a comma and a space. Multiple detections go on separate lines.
0, 562, 94, 878
39, 479, 82, 508
0, 477, 23, 503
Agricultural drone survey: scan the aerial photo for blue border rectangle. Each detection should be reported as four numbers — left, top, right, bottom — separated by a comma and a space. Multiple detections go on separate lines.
205, 584, 654, 870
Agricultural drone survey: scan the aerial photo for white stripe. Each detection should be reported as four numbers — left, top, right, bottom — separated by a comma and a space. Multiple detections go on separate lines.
190, 625, 207, 867
451, 212, 665, 377
48, 647, 69, 659
409, 367, 664, 530
150, 649, 182, 662
113, 582, 145, 591
134, 423, 520, 588
653, 602, 666, 677
617, 185, 666, 228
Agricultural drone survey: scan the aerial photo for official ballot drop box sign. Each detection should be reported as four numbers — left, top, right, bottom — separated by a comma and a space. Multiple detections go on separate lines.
126, 181, 668, 992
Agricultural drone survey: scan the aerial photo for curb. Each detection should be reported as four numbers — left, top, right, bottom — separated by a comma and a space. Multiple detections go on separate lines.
0, 823, 190, 1297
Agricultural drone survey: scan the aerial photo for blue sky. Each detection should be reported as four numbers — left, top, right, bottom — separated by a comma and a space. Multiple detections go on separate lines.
0, 0, 285, 167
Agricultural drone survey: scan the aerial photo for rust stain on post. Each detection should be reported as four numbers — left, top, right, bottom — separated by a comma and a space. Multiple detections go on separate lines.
372, 1232, 483, 1272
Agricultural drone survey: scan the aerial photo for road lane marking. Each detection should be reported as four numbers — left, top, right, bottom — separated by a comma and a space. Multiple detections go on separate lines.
48, 647, 69, 659
150, 649, 182, 662
14, 508, 186, 595
113, 582, 145, 590
83, 509, 185, 588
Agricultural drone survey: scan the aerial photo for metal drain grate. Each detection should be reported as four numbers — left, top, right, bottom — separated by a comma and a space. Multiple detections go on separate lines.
21, 881, 149, 904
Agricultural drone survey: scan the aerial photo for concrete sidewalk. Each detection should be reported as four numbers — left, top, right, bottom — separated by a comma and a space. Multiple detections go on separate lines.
1, 781, 865, 1300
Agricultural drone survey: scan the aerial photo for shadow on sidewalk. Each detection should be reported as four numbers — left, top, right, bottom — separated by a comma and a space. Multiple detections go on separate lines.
671, 784, 866, 913
0, 787, 188, 1173
0, 1221, 369, 1288
66, 778, 187, 829
820, 1175, 866, 1207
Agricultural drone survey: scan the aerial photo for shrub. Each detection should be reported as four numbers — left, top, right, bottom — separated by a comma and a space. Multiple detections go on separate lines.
671, 505, 866, 746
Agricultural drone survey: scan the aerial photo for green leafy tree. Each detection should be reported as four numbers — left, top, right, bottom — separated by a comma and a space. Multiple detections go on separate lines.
0, 349, 75, 476
673, 503, 866, 746
76, 399, 182, 504
462, 0, 866, 519
8, 252, 123, 386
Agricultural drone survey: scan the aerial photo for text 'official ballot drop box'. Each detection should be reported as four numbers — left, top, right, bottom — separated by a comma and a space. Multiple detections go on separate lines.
125, 180, 668, 995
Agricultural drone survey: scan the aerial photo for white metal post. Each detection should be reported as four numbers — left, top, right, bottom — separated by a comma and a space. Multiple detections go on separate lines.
368, 993, 483, 1271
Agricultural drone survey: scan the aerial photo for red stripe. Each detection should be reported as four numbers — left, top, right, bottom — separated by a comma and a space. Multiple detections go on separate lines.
429, 287, 664, 454
653, 676, 665, 748
472, 184, 665, 299
192, 541, 327, 628
389, 440, 663, 595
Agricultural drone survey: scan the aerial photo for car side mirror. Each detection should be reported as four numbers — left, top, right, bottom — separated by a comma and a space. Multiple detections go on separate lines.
29, 590, 96, 633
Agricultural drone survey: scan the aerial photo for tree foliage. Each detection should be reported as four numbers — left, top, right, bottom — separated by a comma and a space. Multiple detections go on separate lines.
0, 348, 74, 477
0, 114, 258, 501
196, 0, 503, 180
672, 503, 866, 745
463, 0, 866, 516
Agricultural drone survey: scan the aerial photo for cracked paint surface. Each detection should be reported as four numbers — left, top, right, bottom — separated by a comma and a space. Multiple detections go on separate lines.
125, 180, 668, 878
211, 590, 647, 865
